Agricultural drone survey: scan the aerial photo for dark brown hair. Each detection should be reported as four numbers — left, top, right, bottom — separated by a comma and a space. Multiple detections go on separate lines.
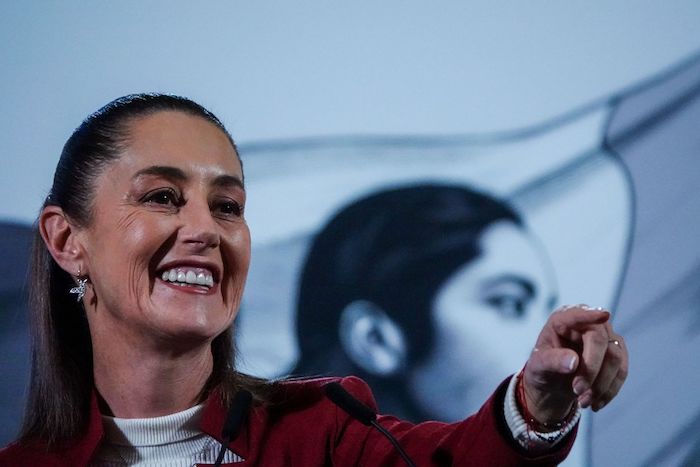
21, 93, 265, 447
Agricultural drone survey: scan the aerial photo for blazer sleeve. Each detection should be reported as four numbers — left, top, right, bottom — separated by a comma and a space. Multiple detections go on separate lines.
330, 376, 576, 467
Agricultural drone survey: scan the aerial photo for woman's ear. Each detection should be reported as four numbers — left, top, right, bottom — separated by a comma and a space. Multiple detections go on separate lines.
338, 300, 407, 376
39, 206, 85, 276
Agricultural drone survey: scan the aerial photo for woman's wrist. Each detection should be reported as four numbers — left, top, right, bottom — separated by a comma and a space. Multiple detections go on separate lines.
517, 370, 577, 430
505, 371, 581, 451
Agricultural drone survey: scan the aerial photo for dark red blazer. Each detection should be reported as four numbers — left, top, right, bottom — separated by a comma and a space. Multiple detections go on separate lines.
0, 376, 575, 466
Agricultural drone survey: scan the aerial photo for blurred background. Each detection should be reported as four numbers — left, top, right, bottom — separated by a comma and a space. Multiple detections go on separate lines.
2, 2, 699, 465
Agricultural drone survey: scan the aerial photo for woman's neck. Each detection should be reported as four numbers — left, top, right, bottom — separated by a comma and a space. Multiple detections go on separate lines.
91, 328, 214, 419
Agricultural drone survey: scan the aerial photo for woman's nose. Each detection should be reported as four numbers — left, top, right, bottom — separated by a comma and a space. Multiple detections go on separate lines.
179, 199, 220, 250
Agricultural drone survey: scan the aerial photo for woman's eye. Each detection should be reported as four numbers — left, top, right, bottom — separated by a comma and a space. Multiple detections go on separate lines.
486, 295, 526, 319
214, 199, 243, 217
481, 278, 535, 319
143, 188, 181, 207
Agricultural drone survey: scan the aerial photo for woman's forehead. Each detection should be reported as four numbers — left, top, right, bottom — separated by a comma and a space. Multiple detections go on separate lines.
117, 111, 242, 178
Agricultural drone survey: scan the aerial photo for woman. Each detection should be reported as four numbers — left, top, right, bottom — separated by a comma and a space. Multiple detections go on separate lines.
293, 184, 558, 422
0, 93, 627, 466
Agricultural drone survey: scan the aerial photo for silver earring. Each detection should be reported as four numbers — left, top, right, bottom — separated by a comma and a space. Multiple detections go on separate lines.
69, 267, 88, 302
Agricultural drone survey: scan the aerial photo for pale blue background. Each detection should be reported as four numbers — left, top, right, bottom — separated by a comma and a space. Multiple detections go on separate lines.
2, 1, 700, 223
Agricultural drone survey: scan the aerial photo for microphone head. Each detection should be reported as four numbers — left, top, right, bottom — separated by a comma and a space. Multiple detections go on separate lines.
222, 389, 253, 440
324, 382, 376, 426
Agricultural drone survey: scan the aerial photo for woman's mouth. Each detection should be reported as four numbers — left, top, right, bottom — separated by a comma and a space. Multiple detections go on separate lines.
160, 267, 215, 288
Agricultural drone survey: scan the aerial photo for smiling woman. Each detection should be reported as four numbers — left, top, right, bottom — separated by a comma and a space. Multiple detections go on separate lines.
9, 95, 263, 464
0, 94, 628, 466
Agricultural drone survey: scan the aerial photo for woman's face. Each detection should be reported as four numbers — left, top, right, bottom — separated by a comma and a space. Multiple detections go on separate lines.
407, 220, 557, 421
77, 111, 250, 349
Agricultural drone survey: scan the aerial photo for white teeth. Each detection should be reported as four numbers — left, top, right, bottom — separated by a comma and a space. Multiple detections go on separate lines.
186, 270, 196, 283
159, 267, 215, 288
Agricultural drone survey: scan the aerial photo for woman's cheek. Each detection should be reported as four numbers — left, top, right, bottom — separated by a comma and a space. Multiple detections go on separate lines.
228, 227, 252, 275
216, 226, 250, 307
234, 224, 252, 261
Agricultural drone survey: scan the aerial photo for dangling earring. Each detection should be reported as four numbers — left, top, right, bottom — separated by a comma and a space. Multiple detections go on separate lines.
69, 267, 88, 302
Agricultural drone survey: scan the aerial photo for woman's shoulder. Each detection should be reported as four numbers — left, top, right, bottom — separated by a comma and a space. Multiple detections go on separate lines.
265, 375, 377, 410
0, 437, 60, 466
275, 375, 371, 391
0, 441, 23, 464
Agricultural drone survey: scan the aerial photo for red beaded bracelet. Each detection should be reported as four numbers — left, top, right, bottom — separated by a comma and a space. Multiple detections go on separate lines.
516, 369, 578, 433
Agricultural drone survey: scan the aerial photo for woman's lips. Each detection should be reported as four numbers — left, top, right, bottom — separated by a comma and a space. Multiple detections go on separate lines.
157, 277, 219, 295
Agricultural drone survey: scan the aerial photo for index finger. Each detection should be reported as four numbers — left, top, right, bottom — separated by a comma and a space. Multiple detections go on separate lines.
550, 308, 610, 343
573, 322, 611, 403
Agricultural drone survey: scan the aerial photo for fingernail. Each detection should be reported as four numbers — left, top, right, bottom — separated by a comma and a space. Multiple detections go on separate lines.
573, 379, 587, 396
563, 355, 577, 372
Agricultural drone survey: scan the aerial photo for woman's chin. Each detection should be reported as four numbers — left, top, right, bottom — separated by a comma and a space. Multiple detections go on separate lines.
148, 317, 230, 348
145, 287, 234, 344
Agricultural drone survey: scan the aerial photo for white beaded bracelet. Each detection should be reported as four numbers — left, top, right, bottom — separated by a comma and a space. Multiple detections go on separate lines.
503, 371, 581, 452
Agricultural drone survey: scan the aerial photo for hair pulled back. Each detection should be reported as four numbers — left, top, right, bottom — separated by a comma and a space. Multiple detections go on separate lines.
21, 93, 246, 446
294, 183, 522, 383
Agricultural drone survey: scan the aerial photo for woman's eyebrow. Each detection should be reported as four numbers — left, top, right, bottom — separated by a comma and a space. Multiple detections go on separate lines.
131, 166, 244, 190
483, 275, 535, 297
132, 165, 187, 182
211, 174, 245, 190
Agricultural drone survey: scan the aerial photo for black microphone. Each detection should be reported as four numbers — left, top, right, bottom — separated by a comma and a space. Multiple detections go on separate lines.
324, 382, 417, 467
214, 389, 253, 467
